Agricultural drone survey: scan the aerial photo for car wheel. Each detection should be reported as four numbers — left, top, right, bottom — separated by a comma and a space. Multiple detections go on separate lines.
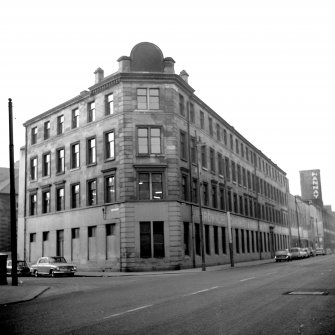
34, 270, 38, 277
50, 270, 55, 278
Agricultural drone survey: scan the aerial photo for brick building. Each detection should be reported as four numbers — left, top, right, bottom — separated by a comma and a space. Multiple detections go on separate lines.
18, 42, 292, 271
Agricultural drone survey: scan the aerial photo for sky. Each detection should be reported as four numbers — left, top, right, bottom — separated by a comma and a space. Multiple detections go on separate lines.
1, 0, 334, 208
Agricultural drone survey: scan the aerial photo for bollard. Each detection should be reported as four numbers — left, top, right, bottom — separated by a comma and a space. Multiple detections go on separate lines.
0, 254, 8, 285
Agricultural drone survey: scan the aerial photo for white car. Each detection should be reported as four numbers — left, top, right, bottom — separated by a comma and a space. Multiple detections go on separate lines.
30, 256, 77, 277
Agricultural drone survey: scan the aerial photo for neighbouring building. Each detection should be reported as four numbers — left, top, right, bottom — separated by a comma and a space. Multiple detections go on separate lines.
0, 165, 19, 254
19, 42, 331, 272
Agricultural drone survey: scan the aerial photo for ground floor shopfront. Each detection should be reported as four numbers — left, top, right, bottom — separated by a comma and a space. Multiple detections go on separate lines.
17, 201, 291, 272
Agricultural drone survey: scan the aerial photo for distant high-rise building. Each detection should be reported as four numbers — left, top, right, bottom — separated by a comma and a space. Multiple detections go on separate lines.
300, 169, 323, 207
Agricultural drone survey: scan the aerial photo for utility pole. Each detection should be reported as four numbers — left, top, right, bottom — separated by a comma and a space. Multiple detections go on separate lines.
8, 98, 18, 286
195, 132, 206, 271
294, 196, 301, 248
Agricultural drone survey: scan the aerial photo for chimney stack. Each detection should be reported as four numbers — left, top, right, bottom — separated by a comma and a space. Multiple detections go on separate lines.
94, 67, 104, 84
180, 70, 189, 83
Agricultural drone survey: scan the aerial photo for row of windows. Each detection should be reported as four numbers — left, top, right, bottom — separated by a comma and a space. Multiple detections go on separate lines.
178, 96, 287, 187
180, 132, 287, 206
30, 131, 115, 180
31, 93, 114, 145
29, 224, 116, 262
181, 176, 288, 226
30, 88, 161, 146
184, 223, 289, 257
29, 170, 165, 216
29, 176, 115, 215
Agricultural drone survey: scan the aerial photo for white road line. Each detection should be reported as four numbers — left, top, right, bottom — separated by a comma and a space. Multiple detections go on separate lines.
103, 304, 153, 319
265, 272, 277, 275
184, 286, 219, 297
240, 277, 256, 282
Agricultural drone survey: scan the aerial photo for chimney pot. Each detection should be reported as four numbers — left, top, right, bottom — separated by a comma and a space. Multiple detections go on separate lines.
94, 67, 104, 84
180, 70, 189, 83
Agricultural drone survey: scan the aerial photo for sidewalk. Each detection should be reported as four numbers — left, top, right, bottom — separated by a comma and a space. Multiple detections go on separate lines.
0, 258, 274, 305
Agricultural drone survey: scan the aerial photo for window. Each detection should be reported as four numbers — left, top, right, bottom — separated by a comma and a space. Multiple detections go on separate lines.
30, 157, 37, 180
42, 190, 50, 213
200, 110, 204, 129
195, 223, 201, 255
30, 233, 36, 243
57, 230, 64, 256
231, 161, 236, 182
214, 226, 219, 254
235, 229, 240, 253
192, 178, 198, 203
235, 139, 239, 154
44, 121, 50, 140
105, 93, 114, 115
30, 193, 37, 216
205, 225, 210, 254
105, 131, 115, 160
216, 124, 220, 141
138, 172, 163, 200
219, 186, 225, 210
208, 117, 213, 136
88, 226, 96, 238
242, 167, 247, 187
211, 183, 217, 208
209, 148, 215, 173
72, 228, 79, 239
31, 127, 37, 144
241, 143, 244, 158
183, 222, 190, 256
71, 143, 80, 169
233, 193, 238, 213
190, 137, 197, 164
180, 131, 187, 160
56, 187, 65, 211
137, 127, 161, 155
222, 227, 227, 254
106, 224, 115, 236
202, 182, 209, 206
87, 137, 96, 165
241, 229, 245, 253
230, 134, 234, 150
88, 102, 95, 122
71, 183, 80, 209
87, 179, 97, 206
218, 153, 223, 176
201, 145, 207, 168
237, 164, 241, 185
189, 103, 195, 123
42, 153, 51, 177
223, 129, 227, 145
225, 157, 230, 181
140, 221, 165, 258
105, 175, 116, 203
56, 148, 65, 173
137, 88, 159, 109
181, 174, 188, 201
72, 108, 79, 129
179, 94, 185, 116
57, 115, 64, 135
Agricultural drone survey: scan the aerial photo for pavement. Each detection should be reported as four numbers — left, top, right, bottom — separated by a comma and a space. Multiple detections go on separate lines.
0, 258, 274, 306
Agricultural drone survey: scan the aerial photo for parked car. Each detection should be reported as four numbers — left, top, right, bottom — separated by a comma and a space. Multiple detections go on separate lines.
315, 248, 326, 256
6, 260, 31, 276
30, 256, 77, 277
290, 247, 305, 260
325, 248, 332, 255
307, 247, 316, 257
301, 248, 310, 258
275, 249, 292, 262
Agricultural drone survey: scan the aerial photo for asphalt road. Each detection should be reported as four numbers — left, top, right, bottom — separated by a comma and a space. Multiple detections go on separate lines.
1, 256, 335, 335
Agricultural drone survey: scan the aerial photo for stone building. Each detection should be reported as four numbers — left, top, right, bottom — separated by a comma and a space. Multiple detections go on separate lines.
18, 42, 292, 271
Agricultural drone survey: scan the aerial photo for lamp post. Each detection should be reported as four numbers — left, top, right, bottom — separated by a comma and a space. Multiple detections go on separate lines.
8, 98, 18, 286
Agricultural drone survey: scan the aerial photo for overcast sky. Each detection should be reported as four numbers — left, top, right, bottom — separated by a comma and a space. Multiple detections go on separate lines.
1, 0, 334, 208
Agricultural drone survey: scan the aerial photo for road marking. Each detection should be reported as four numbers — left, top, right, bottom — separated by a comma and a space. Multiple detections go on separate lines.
240, 277, 256, 282
265, 272, 277, 276
184, 286, 219, 296
103, 304, 153, 319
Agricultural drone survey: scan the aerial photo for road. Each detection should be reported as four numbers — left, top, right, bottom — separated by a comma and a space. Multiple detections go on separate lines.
1, 256, 335, 335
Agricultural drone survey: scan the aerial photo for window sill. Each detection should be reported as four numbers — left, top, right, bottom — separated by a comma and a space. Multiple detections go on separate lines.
87, 163, 97, 168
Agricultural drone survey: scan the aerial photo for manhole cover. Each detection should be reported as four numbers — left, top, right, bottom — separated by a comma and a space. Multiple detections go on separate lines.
286, 291, 329, 296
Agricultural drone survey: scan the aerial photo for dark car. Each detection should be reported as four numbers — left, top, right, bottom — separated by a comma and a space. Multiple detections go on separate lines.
30, 256, 77, 277
6, 260, 31, 276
